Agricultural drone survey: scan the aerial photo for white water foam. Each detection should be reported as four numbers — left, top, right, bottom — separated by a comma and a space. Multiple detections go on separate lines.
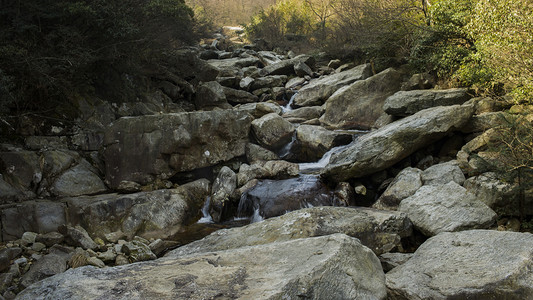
281, 93, 297, 113
197, 196, 214, 224
298, 143, 351, 172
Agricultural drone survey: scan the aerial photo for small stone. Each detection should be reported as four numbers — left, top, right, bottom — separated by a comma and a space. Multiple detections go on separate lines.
87, 257, 105, 268
115, 254, 129, 266
30, 254, 42, 261
86, 249, 97, 257
35, 232, 64, 247
14, 257, 28, 266
104, 232, 126, 244
122, 241, 156, 263
21, 232, 38, 246
31, 242, 46, 252
133, 236, 150, 245
93, 238, 105, 247
97, 249, 116, 263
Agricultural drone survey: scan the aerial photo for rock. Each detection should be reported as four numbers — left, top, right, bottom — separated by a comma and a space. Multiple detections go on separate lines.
384, 88, 471, 117
235, 102, 282, 118
0, 150, 40, 199
285, 76, 306, 89
0, 176, 22, 204
386, 230, 533, 299
421, 160, 465, 186
194, 81, 229, 110
96, 249, 116, 263
259, 54, 314, 76
222, 86, 258, 104
294, 61, 313, 77
21, 232, 37, 246
461, 111, 512, 133
373, 168, 422, 211
116, 180, 141, 193
293, 125, 353, 161
238, 175, 343, 220
379, 252, 413, 273
114, 254, 129, 266
50, 160, 107, 197
0, 273, 13, 294
251, 113, 295, 151
148, 239, 179, 257
239, 76, 254, 90
245, 143, 279, 163
399, 182, 497, 236
17, 234, 387, 300
1, 201, 66, 241
58, 225, 98, 250
464, 172, 528, 216
169, 206, 411, 257
35, 232, 64, 247
122, 240, 156, 263
282, 105, 324, 122
236, 160, 299, 187
401, 72, 435, 91
257, 51, 282, 65
31, 242, 46, 252
293, 63, 372, 107
320, 68, 404, 130
207, 56, 260, 75
250, 75, 287, 90
209, 167, 237, 223
66, 180, 210, 240
172, 49, 219, 84
103, 110, 251, 189
20, 253, 68, 288
456, 128, 501, 176
86, 257, 105, 268
321, 104, 473, 182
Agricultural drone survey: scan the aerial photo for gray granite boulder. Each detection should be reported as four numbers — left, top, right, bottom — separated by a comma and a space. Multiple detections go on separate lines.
168, 206, 412, 257
18, 234, 387, 300
387, 230, 533, 299
398, 182, 497, 236
103, 110, 251, 189
251, 113, 295, 151
320, 68, 404, 130
293, 63, 372, 107
421, 160, 465, 186
321, 104, 474, 182
373, 167, 422, 211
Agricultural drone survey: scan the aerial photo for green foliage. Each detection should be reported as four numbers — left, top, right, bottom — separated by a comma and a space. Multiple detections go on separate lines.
0, 0, 196, 116
410, 0, 478, 82
469, 0, 533, 103
245, 0, 314, 44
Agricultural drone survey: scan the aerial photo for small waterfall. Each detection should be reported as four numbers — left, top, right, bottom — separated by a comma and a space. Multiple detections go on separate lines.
298, 144, 350, 172
277, 132, 297, 159
251, 208, 264, 223
197, 196, 214, 224
282, 93, 297, 113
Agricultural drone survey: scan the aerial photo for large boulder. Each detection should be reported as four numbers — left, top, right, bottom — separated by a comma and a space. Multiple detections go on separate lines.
222, 86, 258, 104
250, 75, 287, 90
384, 88, 471, 116
18, 234, 387, 300
293, 63, 373, 107
0, 149, 40, 200
386, 230, 533, 299
420, 160, 465, 186
398, 182, 497, 236
282, 106, 324, 123
251, 113, 295, 151
321, 104, 474, 182
103, 110, 252, 189
464, 172, 528, 216
194, 81, 230, 110
207, 56, 261, 76
373, 167, 422, 211
237, 160, 299, 187
1, 201, 66, 241
49, 160, 107, 197
292, 125, 353, 161
65, 179, 210, 240
320, 68, 404, 130
168, 206, 412, 257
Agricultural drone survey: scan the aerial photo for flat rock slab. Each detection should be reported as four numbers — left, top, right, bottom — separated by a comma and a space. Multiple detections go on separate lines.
321, 104, 473, 182
167, 206, 412, 257
18, 234, 387, 300
399, 182, 497, 236
386, 230, 533, 299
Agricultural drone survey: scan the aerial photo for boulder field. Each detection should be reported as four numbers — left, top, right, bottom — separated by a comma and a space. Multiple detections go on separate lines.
1, 36, 532, 299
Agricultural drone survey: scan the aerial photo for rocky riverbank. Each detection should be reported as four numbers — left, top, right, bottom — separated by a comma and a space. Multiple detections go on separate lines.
1, 34, 532, 299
